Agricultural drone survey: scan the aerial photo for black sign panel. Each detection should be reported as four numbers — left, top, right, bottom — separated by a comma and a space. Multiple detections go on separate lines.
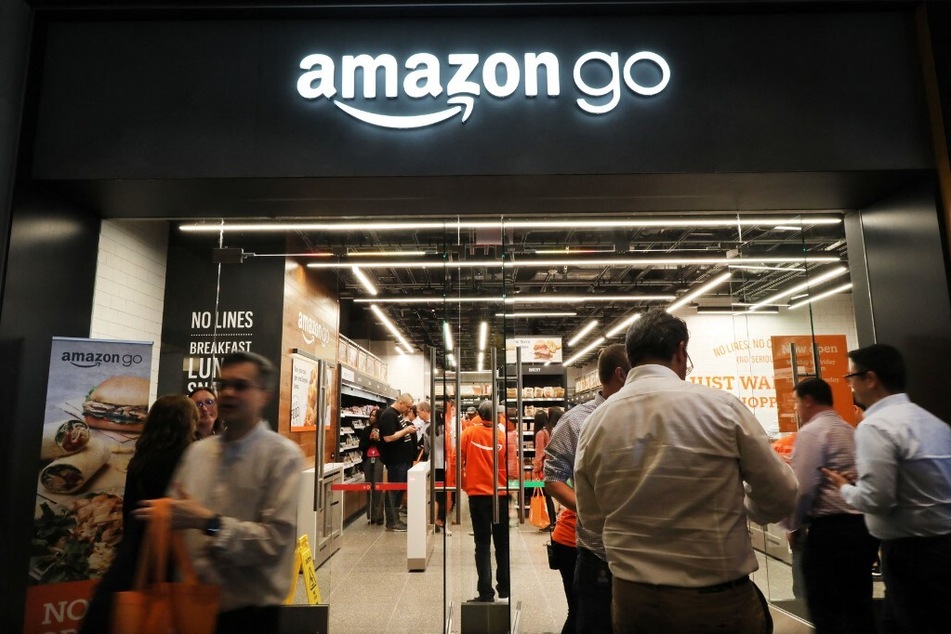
33, 12, 929, 179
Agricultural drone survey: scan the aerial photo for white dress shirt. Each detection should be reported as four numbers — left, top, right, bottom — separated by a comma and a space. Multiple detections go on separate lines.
575, 364, 797, 587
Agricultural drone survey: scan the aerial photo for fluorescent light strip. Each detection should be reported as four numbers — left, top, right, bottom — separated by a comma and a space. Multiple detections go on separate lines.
748, 266, 849, 311
567, 320, 599, 347
605, 313, 641, 338
447, 353, 457, 368
534, 247, 616, 254
773, 225, 802, 231
181, 217, 841, 233
789, 283, 853, 309
369, 304, 414, 353
355, 294, 674, 304
563, 336, 607, 366
477, 351, 485, 372
494, 312, 577, 318
351, 266, 378, 296
310, 255, 841, 270
729, 265, 806, 272
347, 250, 429, 257
667, 271, 733, 313
443, 321, 454, 352
478, 321, 488, 352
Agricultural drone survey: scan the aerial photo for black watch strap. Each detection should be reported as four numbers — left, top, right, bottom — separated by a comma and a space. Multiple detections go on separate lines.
204, 514, 222, 537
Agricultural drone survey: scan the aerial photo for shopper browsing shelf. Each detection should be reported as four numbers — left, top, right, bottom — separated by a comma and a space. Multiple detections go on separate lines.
359, 407, 385, 525
380, 393, 416, 532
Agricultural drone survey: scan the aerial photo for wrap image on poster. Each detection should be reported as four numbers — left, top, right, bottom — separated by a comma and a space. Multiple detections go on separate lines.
23, 337, 153, 634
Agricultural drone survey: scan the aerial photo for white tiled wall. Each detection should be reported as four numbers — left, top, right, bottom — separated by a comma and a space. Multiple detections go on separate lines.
89, 220, 169, 398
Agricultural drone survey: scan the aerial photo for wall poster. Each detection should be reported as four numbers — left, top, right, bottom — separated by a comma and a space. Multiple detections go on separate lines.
771, 334, 853, 433
505, 336, 564, 364
24, 337, 153, 634
290, 353, 320, 431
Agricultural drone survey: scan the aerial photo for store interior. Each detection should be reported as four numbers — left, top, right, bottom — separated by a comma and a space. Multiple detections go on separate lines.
105, 209, 867, 632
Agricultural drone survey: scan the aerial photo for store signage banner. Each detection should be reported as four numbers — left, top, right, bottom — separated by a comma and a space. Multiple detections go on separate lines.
505, 337, 563, 364
771, 335, 853, 433
290, 354, 320, 430
23, 337, 153, 634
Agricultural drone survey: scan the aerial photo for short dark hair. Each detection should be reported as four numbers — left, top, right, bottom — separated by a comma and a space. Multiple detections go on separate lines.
221, 351, 276, 390
598, 343, 631, 385
187, 386, 216, 399
625, 308, 689, 366
848, 344, 906, 392
794, 378, 834, 407
478, 400, 494, 420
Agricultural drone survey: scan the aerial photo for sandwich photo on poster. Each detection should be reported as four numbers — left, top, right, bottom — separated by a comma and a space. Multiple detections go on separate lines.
23, 337, 152, 634
505, 337, 564, 364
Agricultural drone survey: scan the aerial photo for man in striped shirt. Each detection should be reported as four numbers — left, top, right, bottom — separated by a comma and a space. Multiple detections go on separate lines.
781, 378, 878, 633
544, 343, 630, 633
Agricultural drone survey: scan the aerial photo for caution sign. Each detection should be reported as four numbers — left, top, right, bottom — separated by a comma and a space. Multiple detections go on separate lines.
285, 535, 322, 605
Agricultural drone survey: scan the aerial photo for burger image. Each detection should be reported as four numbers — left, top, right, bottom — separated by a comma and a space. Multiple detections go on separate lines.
82, 376, 150, 432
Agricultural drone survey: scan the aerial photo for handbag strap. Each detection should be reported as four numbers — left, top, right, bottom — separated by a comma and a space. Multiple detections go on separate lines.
131, 498, 201, 588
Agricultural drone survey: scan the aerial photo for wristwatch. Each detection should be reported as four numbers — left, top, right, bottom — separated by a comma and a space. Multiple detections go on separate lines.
203, 514, 222, 537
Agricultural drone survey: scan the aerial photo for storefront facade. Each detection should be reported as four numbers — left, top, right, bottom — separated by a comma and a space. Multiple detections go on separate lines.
3, 1, 951, 631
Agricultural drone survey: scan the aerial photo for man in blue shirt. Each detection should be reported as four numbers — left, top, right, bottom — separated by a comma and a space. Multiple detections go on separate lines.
824, 343, 951, 634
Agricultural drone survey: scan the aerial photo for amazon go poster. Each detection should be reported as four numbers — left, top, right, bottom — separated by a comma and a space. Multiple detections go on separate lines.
24, 337, 153, 634
772, 335, 853, 433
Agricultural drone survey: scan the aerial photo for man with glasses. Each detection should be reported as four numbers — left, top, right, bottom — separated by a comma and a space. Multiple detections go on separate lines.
575, 308, 797, 633
136, 351, 304, 634
823, 344, 951, 633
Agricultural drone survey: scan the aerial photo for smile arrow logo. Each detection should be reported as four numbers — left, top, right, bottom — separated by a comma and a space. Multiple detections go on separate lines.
333, 95, 475, 130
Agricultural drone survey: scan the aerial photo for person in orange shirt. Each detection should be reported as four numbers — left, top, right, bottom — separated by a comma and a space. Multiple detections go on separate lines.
461, 400, 510, 603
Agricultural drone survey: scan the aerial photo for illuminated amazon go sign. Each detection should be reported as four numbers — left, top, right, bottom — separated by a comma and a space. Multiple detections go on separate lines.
296, 50, 670, 130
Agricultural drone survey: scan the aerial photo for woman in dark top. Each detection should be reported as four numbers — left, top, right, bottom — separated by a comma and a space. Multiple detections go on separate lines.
80, 395, 198, 634
358, 408, 385, 525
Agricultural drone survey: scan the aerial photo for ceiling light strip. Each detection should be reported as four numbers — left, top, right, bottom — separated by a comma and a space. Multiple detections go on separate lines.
351, 266, 378, 296
478, 321, 488, 352
493, 312, 578, 318
355, 295, 673, 304
567, 320, 599, 347
180, 217, 841, 233
748, 266, 849, 312
605, 313, 641, 338
369, 304, 414, 353
308, 255, 841, 270
443, 321, 454, 352
563, 336, 607, 366
666, 271, 733, 314
788, 283, 854, 310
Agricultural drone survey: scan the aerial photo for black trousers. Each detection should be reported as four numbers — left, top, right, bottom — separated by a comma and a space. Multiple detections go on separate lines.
801, 514, 879, 634
879, 532, 951, 633
468, 495, 510, 600
550, 539, 578, 634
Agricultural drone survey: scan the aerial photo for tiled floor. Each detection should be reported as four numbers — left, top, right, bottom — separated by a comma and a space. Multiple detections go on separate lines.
303, 499, 882, 633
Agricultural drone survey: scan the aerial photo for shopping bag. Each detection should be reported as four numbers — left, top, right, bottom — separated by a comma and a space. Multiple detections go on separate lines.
111, 498, 219, 634
529, 487, 550, 529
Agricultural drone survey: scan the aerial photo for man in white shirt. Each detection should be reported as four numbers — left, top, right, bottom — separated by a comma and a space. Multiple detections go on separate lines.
824, 343, 951, 633
575, 308, 797, 633
136, 351, 304, 634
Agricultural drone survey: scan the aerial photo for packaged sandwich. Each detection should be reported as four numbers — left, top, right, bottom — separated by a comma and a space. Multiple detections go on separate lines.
40, 437, 112, 494
40, 419, 91, 460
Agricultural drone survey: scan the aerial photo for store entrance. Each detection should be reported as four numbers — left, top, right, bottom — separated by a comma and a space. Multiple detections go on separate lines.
163, 209, 858, 632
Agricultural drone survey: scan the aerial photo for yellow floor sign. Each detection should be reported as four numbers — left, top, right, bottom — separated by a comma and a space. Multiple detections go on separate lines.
285, 535, 322, 605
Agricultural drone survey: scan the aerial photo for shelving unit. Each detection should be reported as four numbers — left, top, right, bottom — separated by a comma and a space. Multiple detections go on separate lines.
337, 363, 398, 523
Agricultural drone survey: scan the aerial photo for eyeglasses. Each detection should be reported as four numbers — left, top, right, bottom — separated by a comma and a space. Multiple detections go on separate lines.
213, 378, 261, 392
685, 352, 694, 377
843, 370, 870, 380
194, 399, 216, 409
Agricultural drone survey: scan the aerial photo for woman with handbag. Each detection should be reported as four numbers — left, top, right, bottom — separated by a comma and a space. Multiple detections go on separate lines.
531, 411, 556, 531
80, 395, 198, 634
